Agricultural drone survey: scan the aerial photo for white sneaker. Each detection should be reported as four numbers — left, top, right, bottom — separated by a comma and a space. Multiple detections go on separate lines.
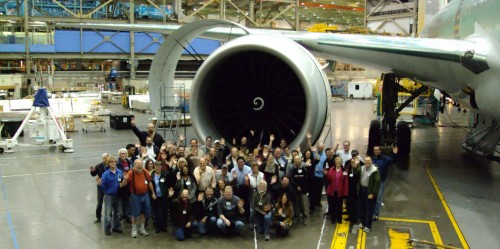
131, 229, 137, 238
353, 223, 363, 230
363, 227, 371, 233
140, 228, 149, 236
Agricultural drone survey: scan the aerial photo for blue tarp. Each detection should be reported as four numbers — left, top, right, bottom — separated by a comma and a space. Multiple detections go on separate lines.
33, 88, 50, 107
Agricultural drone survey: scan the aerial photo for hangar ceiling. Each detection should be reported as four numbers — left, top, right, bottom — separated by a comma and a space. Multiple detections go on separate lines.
183, 0, 365, 28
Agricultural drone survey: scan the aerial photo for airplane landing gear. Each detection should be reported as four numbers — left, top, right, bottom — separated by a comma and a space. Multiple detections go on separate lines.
368, 74, 426, 156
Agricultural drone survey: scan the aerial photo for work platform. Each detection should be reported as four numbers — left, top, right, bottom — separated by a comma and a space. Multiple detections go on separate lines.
0, 100, 498, 249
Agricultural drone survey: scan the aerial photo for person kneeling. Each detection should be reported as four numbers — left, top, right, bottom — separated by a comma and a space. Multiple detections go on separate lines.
193, 187, 219, 235
169, 188, 196, 241
273, 193, 293, 236
252, 180, 273, 241
216, 185, 245, 235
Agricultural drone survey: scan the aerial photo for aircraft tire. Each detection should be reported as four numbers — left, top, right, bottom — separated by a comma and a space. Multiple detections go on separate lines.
368, 120, 381, 155
397, 121, 411, 155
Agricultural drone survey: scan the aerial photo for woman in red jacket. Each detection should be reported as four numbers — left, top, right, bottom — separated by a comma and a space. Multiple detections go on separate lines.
324, 157, 349, 224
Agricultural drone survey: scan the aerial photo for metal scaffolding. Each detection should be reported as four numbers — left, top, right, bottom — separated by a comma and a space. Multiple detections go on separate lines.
156, 82, 186, 141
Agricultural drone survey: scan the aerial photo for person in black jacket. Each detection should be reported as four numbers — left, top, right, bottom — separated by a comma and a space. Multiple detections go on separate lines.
89, 153, 109, 223
168, 188, 196, 241
193, 187, 218, 235
290, 156, 309, 225
303, 149, 319, 214
151, 161, 168, 233
344, 150, 364, 222
270, 176, 297, 207
130, 118, 165, 147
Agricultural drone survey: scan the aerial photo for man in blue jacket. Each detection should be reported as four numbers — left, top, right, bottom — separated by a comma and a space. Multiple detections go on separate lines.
101, 156, 124, 236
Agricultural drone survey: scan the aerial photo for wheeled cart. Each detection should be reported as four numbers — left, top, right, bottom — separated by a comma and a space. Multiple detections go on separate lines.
82, 116, 106, 133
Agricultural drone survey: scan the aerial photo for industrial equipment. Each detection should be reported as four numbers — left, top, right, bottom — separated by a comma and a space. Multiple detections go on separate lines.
0, 88, 74, 153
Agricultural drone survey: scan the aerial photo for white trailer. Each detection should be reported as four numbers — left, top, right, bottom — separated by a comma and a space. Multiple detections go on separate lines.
348, 82, 373, 99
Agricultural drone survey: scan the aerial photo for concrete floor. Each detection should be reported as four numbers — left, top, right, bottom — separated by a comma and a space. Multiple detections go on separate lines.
0, 99, 498, 249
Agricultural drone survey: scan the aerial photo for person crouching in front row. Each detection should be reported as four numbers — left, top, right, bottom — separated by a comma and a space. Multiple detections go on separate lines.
217, 185, 246, 235
168, 188, 196, 241
273, 193, 293, 236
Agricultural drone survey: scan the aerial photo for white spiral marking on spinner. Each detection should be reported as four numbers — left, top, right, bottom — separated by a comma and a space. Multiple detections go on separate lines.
253, 97, 264, 110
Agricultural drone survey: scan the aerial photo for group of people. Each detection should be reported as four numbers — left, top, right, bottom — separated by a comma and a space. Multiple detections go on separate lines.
89, 119, 397, 240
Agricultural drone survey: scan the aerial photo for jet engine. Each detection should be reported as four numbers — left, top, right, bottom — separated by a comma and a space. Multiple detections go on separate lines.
147, 20, 330, 149
190, 35, 330, 149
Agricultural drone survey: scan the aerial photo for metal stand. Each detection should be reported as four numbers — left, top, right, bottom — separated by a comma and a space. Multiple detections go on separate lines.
156, 83, 187, 142
0, 88, 74, 153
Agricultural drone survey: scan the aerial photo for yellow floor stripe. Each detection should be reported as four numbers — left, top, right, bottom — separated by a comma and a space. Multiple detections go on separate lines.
381, 217, 445, 248
428, 221, 444, 246
356, 229, 365, 249
379, 217, 431, 224
331, 220, 350, 249
426, 166, 470, 249
388, 228, 412, 249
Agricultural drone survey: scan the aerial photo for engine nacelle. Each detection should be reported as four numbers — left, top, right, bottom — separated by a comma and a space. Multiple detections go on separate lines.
191, 35, 330, 149
148, 20, 330, 149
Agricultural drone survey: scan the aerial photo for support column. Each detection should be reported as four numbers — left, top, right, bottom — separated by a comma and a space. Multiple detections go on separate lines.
163, 0, 167, 24
24, 0, 30, 85
295, 0, 299, 31
220, 0, 225, 20
175, 0, 182, 18
412, 0, 418, 36
130, 0, 136, 79
249, 0, 254, 26
50, 59, 54, 78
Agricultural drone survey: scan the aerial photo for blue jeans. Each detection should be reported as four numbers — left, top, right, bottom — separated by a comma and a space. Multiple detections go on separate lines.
374, 181, 385, 216
216, 218, 244, 234
129, 193, 151, 218
254, 212, 272, 235
198, 216, 217, 235
249, 208, 255, 224
104, 194, 123, 231
175, 225, 193, 241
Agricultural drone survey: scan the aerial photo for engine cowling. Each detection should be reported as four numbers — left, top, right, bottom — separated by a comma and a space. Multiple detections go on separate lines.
191, 35, 330, 149
148, 19, 330, 149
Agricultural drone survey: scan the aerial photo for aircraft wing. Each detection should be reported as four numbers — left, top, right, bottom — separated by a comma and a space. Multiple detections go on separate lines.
279, 32, 489, 93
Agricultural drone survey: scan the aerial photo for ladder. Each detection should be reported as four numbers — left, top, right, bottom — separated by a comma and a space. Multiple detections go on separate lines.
157, 83, 186, 142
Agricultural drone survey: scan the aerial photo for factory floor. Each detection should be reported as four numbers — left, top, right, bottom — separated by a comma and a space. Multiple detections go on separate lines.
0, 99, 498, 249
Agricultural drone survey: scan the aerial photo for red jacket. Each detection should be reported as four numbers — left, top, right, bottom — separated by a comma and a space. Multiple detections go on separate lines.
325, 167, 349, 197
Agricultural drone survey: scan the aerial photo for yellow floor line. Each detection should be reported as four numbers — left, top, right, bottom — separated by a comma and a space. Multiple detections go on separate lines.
381, 217, 445, 248
425, 166, 470, 249
379, 217, 430, 224
428, 221, 444, 246
331, 219, 350, 249
356, 229, 365, 249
